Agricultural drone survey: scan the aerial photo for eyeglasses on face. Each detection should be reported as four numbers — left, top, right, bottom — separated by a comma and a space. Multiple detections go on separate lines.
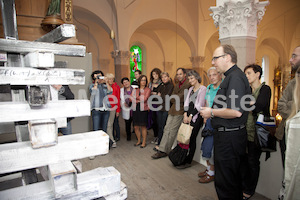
212, 54, 226, 61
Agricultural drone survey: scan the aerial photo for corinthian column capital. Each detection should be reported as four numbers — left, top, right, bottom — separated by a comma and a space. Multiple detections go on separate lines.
190, 56, 205, 69
210, 0, 269, 40
111, 50, 130, 65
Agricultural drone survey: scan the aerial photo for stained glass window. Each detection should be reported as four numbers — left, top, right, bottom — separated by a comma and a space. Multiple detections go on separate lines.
130, 45, 142, 83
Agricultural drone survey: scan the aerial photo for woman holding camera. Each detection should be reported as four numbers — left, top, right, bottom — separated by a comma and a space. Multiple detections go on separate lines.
89, 70, 112, 133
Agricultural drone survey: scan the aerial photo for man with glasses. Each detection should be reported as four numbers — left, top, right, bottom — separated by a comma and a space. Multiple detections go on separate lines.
200, 44, 251, 199
276, 46, 300, 167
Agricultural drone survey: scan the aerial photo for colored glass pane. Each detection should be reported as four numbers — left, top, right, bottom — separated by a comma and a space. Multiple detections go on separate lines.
130, 45, 142, 83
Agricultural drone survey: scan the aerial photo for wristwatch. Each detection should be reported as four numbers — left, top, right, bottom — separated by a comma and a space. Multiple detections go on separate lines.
210, 109, 214, 118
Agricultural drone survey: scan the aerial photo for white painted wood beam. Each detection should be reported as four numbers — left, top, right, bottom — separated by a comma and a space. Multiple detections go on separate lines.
0, 167, 121, 200
48, 161, 77, 198
0, 100, 90, 123
24, 52, 54, 68
0, 131, 109, 174
0, 67, 85, 85
0, 38, 86, 57
28, 119, 58, 148
103, 181, 127, 200
35, 24, 76, 44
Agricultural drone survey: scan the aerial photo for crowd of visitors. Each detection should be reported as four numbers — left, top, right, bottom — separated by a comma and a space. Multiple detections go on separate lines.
86, 44, 300, 200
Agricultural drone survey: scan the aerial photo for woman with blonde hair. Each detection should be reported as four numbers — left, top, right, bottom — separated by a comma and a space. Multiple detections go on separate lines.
106, 73, 121, 148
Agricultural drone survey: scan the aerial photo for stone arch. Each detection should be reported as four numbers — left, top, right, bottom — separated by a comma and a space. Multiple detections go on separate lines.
129, 19, 195, 77
73, 6, 115, 73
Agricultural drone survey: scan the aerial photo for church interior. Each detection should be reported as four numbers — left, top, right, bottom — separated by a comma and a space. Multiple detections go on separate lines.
0, 0, 299, 199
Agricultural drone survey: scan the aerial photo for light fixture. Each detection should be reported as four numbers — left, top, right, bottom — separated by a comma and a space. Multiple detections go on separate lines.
110, 29, 115, 40
110, 0, 115, 40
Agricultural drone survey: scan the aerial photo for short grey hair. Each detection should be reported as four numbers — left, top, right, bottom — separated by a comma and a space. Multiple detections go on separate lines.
207, 67, 218, 74
187, 70, 202, 83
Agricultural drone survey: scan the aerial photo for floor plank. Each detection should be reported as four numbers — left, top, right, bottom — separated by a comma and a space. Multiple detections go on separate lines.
79, 119, 270, 200
0, 118, 270, 200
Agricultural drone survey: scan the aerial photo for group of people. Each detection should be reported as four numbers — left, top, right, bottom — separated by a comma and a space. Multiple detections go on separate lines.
89, 44, 300, 200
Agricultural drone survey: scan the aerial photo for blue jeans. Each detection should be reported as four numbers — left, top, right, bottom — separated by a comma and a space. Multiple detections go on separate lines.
113, 115, 120, 140
156, 111, 168, 145
92, 110, 109, 132
59, 121, 72, 135
201, 135, 214, 158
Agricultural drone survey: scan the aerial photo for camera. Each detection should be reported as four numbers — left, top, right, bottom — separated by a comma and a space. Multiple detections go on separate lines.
97, 75, 105, 79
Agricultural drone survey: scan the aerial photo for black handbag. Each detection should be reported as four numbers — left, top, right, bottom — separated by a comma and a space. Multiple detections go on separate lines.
255, 114, 277, 152
168, 143, 189, 166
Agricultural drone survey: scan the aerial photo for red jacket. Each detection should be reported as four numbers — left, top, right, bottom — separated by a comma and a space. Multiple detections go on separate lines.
109, 82, 121, 113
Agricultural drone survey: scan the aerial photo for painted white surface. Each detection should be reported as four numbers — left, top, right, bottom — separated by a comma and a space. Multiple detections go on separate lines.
0, 167, 123, 200
0, 100, 90, 123
24, 52, 54, 68
48, 161, 77, 198
28, 119, 58, 148
0, 131, 109, 174
0, 67, 85, 85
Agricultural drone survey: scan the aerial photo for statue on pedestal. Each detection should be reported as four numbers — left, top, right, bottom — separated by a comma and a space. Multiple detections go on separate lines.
41, 0, 65, 32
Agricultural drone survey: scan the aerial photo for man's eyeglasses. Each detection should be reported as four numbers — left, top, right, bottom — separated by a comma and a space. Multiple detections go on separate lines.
212, 54, 226, 61
291, 54, 300, 60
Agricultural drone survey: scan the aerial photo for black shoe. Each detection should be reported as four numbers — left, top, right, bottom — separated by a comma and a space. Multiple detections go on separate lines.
175, 163, 191, 169
151, 151, 167, 159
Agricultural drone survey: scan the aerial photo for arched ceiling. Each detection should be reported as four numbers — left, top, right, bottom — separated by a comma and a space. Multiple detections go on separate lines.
260, 38, 287, 64
135, 19, 196, 56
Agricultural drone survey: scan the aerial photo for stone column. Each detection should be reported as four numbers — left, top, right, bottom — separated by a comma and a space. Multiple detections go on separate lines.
162, 61, 174, 73
99, 59, 110, 73
111, 50, 130, 85
210, 0, 269, 70
190, 56, 205, 69
190, 56, 209, 85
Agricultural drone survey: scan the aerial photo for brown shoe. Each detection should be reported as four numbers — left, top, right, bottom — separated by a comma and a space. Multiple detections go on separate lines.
198, 174, 214, 183
151, 151, 168, 159
198, 170, 208, 177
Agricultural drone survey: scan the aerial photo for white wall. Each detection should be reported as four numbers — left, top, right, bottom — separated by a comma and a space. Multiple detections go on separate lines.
55, 53, 93, 134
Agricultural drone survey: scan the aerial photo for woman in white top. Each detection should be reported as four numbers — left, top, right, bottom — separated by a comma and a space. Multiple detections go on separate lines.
120, 77, 135, 141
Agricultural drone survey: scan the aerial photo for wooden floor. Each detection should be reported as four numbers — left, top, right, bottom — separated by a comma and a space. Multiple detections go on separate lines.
79, 119, 270, 200
0, 119, 270, 199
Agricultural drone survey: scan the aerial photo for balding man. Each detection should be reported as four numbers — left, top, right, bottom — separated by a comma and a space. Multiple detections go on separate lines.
200, 44, 251, 199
